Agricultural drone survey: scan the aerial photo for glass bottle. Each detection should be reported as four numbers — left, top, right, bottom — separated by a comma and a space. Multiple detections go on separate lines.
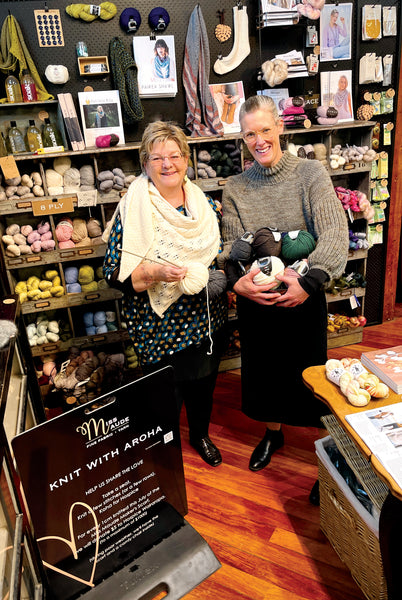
26, 120, 43, 152
7, 121, 27, 154
5, 74, 23, 103
20, 69, 38, 102
0, 133, 7, 157
42, 117, 63, 148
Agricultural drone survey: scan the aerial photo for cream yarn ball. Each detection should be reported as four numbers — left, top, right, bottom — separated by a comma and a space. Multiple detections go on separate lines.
178, 262, 209, 295
251, 256, 285, 287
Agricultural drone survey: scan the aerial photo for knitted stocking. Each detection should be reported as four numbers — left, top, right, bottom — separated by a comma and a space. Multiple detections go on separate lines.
213, 6, 250, 75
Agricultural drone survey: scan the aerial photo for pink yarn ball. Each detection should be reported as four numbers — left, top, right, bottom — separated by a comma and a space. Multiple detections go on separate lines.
37, 221, 50, 235
56, 219, 73, 242
41, 240, 55, 251
21, 225, 33, 237
43, 361, 56, 377
58, 240, 75, 249
31, 240, 42, 252
27, 230, 40, 244
40, 231, 53, 242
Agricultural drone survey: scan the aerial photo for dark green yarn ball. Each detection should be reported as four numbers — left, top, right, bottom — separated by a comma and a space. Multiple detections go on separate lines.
281, 230, 316, 261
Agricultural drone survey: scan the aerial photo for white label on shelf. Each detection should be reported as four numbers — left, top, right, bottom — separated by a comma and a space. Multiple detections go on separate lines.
77, 189, 97, 207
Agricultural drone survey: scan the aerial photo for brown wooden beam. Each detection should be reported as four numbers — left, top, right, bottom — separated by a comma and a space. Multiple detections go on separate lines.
383, 68, 402, 321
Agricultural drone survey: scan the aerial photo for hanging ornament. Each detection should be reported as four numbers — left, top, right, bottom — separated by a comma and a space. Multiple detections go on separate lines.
215, 9, 231, 43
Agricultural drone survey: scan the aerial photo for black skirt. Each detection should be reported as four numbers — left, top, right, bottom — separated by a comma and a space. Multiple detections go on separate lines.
236, 291, 330, 427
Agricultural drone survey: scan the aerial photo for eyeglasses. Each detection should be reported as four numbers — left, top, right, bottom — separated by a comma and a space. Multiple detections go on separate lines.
242, 127, 276, 144
147, 153, 184, 165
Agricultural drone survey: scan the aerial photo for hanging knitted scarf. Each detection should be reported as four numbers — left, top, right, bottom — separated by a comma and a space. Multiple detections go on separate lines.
154, 55, 170, 79
103, 173, 220, 317
183, 5, 223, 137
0, 15, 53, 102
109, 36, 144, 124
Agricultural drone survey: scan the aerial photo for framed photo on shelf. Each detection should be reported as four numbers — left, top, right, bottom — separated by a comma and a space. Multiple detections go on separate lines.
209, 82, 245, 134
320, 2, 353, 62
257, 88, 289, 115
78, 90, 125, 148
320, 70, 354, 122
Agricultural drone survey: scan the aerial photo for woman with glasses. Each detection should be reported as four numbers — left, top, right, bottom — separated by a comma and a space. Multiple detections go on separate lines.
103, 121, 227, 467
220, 95, 348, 501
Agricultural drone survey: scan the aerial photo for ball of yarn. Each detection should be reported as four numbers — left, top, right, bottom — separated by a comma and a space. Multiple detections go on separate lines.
78, 265, 94, 284
178, 262, 209, 295
71, 218, 89, 245
93, 311, 106, 327
53, 156, 71, 176
64, 266, 79, 284
86, 217, 102, 238
251, 256, 285, 287
281, 230, 316, 262
253, 227, 282, 258
80, 165, 95, 189
56, 218, 73, 242
66, 2, 117, 22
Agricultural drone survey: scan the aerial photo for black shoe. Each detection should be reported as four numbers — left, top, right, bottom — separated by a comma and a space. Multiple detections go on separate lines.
309, 479, 320, 506
249, 428, 284, 472
190, 436, 222, 467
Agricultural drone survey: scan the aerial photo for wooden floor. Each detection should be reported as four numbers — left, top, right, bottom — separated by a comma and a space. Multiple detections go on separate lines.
178, 307, 402, 600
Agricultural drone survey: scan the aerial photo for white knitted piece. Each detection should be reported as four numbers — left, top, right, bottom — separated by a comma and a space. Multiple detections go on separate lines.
213, 6, 250, 75
105, 174, 220, 317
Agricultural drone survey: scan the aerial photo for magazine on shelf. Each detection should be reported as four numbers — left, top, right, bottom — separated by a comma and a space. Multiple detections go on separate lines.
77, 90, 125, 148
346, 403, 402, 489
361, 345, 402, 393
133, 35, 177, 98
209, 82, 245, 134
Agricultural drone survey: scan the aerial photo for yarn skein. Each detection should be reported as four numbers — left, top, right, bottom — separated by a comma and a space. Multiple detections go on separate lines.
66, 2, 117, 22
251, 256, 285, 287
178, 262, 209, 295
281, 230, 316, 262
252, 227, 282, 258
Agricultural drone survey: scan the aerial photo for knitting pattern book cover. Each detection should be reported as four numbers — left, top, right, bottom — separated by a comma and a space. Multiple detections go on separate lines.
133, 36, 178, 98
78, 90, 125, 148
209, 82, 245, 134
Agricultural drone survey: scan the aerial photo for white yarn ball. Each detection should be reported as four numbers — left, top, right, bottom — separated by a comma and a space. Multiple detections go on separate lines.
251, 256, 285, 287
178, 261, 209, 295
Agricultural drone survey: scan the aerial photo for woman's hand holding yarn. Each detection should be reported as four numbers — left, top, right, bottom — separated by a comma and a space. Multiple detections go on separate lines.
233, 268, 282, 305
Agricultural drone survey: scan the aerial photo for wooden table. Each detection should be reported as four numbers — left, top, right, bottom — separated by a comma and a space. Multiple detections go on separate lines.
303, 365, 402, 600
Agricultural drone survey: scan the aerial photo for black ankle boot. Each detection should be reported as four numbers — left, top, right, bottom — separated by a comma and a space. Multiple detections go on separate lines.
249, 428, 284, 472
190, 436, 222, 467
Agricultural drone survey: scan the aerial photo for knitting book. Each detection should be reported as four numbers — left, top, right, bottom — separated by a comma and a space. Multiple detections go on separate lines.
77, 90, 125, 148
133, 35, 177, 98
209, 82, 245, 134
345, 402, 402, 490
361, 345, 402, 393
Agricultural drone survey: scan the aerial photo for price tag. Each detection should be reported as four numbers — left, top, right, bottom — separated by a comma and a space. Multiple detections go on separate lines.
0, 155, 20, 181
77, 189, 97, 207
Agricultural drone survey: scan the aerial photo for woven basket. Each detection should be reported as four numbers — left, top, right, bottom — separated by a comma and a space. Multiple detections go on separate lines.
316, 436, 387, 600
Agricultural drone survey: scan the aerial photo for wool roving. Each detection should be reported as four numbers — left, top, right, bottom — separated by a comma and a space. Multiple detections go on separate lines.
252, 227, 282, 258
281, 230, 316, 262
178, 262, 209, 295
0, 320, 17, 349
66, 2, 117, 22
251, 256, 285, 287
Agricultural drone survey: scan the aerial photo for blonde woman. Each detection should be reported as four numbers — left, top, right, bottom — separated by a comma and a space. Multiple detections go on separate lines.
103, 122, 227, 467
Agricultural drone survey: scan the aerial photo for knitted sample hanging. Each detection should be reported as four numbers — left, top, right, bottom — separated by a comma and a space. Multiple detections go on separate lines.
109, 37, 144, 124
183, 5, 223, 137
0, 15, 53, 102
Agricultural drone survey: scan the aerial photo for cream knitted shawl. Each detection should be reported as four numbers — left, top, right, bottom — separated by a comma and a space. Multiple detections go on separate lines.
104, 173, 220, 317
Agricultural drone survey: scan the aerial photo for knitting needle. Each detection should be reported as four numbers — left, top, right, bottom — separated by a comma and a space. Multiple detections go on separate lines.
122, 249, 180, 268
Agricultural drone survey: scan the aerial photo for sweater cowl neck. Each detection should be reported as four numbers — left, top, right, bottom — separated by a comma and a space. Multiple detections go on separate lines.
249, 150, 297, 184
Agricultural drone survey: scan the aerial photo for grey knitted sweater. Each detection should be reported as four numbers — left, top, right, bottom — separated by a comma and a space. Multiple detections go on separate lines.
221, 151, 349, 281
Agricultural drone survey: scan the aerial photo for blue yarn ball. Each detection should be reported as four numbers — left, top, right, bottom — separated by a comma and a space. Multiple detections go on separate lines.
83, 312, 94, 327
85, 326, 96, 335
93, 311, 106, 327
66, 282, 81, 293
96, 325, 108, 334
65, 266, 78, 284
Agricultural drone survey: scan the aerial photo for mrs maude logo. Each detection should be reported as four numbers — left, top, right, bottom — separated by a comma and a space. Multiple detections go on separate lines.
76, 418, 110, 441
